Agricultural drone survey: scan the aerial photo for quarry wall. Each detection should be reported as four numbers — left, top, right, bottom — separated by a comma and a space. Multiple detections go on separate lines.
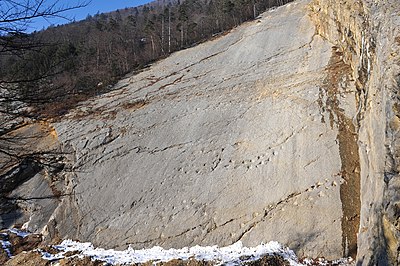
2, 1, 400, 264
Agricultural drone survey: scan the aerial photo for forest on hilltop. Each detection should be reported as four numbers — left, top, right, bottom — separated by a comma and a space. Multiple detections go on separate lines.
0, 0, 292, 117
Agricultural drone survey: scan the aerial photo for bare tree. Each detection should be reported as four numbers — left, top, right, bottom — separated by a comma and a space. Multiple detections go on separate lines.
0, 0, 88, 187
0, 0, 88, 34
0, 0, 89, 102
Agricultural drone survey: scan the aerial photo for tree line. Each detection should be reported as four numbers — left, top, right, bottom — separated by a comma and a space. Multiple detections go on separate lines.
0, 0, 293, 118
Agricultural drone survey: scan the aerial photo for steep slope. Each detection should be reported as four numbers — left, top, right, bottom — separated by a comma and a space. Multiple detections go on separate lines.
51, 0, 342, 259
2, 0, 400, 264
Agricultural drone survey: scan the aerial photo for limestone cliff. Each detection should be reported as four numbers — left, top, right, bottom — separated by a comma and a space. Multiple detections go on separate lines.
1, 0, 400, 264
310, 0, 400, 264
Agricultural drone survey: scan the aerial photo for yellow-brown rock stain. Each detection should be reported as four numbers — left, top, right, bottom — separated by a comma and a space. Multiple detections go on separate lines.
0, 120, 59, 176
320, 48, 361, 259
383, 215, 399, 263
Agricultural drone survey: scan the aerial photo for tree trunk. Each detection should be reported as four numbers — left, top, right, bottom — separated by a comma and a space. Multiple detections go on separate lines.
181, 24, 184, 48
151, 35, 155, 59
168, 8, 171, 53
161, 16, 165, 54
96, 45, 100, 70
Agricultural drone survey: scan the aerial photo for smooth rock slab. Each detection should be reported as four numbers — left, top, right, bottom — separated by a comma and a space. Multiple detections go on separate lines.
52, 0, 344, 259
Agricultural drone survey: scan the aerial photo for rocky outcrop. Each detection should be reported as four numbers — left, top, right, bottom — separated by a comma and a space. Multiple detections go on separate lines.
51, 0, 345, 259
310, 0, 400, 264
2, 0, 400, 264
0, 122, 65, 234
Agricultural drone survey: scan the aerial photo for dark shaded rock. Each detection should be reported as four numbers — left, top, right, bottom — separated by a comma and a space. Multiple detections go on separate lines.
8, 232, 42, 255
0, 158, 42, 194
58, 256, 104, 266
244, 255, 290, 266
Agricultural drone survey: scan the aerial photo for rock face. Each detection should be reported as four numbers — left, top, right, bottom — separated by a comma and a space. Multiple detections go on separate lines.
53, 0, 344, 259
0, 122, 62, 232
2, 0, 400, 264
309, 0, 400, 264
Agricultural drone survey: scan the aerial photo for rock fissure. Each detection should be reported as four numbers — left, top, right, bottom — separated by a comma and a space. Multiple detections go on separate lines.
235, 192, 302, 243
234, 178, 339, 244
127, 222, 208, 247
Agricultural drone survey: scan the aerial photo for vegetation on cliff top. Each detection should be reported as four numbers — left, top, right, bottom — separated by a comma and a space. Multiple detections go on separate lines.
0, 0, 293, 118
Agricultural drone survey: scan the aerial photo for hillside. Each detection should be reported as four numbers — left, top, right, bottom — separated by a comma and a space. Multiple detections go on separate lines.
0, 0, 292, 117
1, 0, 400, 265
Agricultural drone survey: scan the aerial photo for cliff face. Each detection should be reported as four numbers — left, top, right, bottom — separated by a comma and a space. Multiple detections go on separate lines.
51, 1, 345, 259
310, 0, 400, 264
2, 0, 400, 264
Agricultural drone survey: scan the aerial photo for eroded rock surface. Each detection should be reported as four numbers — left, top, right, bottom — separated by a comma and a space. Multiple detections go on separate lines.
0, 122, 63, 231
310, 0, 400, 264
52, 0, 344, 259
2, 0, 400, 264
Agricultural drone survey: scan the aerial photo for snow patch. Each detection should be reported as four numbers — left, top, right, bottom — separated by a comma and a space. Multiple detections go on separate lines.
1, 240, 12, 258
301, 257, 354, 266
8, 228, 30, 238
42, 240, 301, 265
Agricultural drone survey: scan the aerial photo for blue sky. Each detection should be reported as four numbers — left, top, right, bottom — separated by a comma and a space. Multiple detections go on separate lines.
29, 0, 152, 32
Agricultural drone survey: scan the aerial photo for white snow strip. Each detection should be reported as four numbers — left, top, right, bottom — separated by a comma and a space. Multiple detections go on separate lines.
42, 240, 302, 265
301, 257, 354, 266
8, 228, 30, 238
41, 250, 65, 261
1, 240, 12, 258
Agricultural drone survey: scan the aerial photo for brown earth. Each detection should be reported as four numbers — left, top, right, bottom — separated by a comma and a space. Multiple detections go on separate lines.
8, 232, 42, 254
244, 255, 290, 266
58, 256, 104, 266
0, 247, 9, 265
4, 251, 50, 266
0, 229, 43, 265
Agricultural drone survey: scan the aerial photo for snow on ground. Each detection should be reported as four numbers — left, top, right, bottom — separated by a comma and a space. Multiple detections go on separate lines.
0, 228, 354, 265
0, 238, 12, 258
41, 240, 302, 265
8, 228, 31, 238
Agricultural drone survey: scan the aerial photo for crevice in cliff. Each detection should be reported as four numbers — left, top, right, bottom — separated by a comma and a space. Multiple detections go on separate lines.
126, 222, 207, 247
234, 191, 301, 243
